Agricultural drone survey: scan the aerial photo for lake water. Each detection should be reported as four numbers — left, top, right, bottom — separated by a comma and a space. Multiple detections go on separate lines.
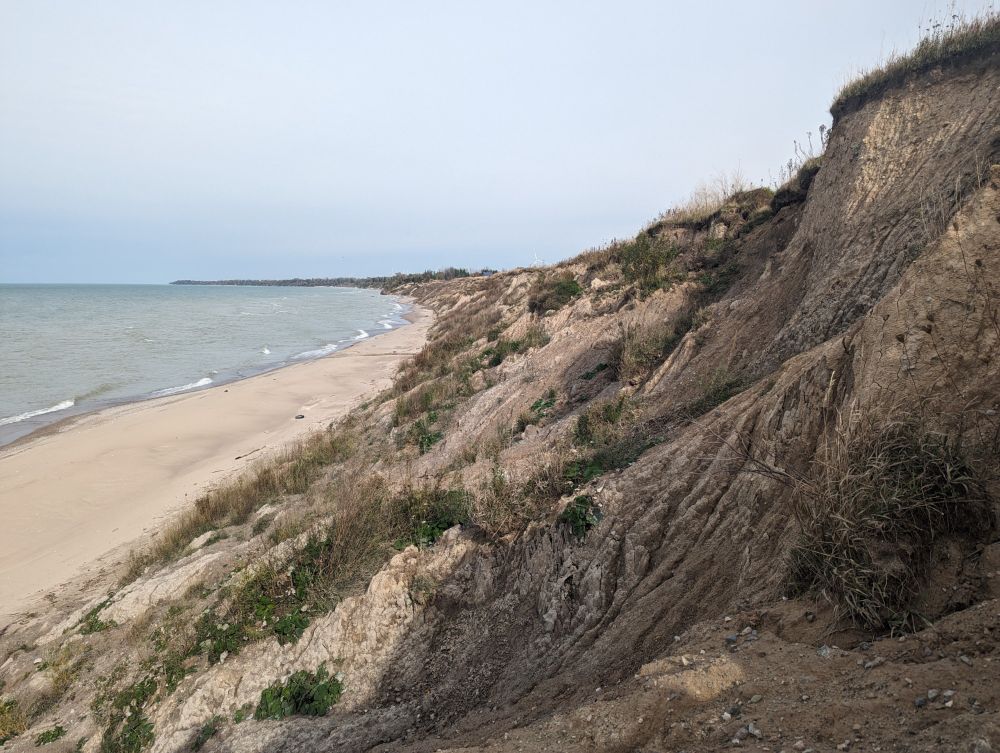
0, 284, 407, 446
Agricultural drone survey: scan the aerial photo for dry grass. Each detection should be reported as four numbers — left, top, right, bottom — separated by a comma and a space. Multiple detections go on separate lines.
122, 420, 359, 582
656, 170, 752, 226
832, 10, 1000, 119
0, 697, 28, 745
788, 418, 995, 630
612, 313, 692, 382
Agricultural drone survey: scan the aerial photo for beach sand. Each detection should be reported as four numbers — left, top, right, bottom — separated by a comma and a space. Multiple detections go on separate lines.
0, 305, 430, 621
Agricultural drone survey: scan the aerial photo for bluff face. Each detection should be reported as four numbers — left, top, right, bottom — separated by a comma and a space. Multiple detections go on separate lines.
2, 40, 1000, 753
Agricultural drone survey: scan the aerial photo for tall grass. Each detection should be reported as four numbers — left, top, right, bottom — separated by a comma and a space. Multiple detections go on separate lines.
788, 418, 995, 630
831, 10, 1000, 119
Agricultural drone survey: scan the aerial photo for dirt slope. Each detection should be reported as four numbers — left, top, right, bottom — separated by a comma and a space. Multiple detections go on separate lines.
2, 41, 1000, 753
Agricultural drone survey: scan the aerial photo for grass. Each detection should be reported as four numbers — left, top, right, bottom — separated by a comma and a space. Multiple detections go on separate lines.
831, 11, 1000, 119
0, 697, 28, 745
409, 412, 444, 454
183, 479, 468, 665
34, 725, 66, 746
254, 666, 342, 720
613, 313, 693, 382
788, 419, 995, 631
617, 234, 682, 294
527, 272, 583, 314
481, 325, 550, 368
122, 421, 359, 581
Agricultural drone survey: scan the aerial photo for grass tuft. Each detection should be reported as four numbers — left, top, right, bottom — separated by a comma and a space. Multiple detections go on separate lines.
789, 419, 995, 630
831, 11, 1000, 120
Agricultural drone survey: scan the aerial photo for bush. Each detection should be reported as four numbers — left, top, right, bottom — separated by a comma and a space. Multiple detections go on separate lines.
527, 272, 583, 314
560, 495, 601, 538
613, 314, 692, 382
0, 698, 28, 745
789, 420, 995, 630
618, 235, 681, 294
391, 487, 471, 548
254, 666, 342, 720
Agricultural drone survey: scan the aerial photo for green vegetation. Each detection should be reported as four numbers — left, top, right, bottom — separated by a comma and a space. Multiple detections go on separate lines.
232, 705, 253, 723
171, 266, 494, 292
617, 234, 682, 294
392, 487, 471, 548
254, 666, 342, 720
409, 412, 444, 454
831, 11, 1000, 119
34, 725, 66, 746
1, 697, 28, 745
482, 325, 549, 367
190, 716, 222, 751
560, 495, 601, 539
98, 677, 157, 753
527, 271, 583, 314
515, 389, 557, 432
122, 421, 359, 582
789, 420, 995, 631
613, 314, 692, 382
79, 596, 117, 635
580, 362, 608, 380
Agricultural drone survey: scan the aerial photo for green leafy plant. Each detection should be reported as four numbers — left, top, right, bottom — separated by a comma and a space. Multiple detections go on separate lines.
99, 677, 157, 753
34, 725, 66, 746
560, 496, 601, 538
527, 271, 583, 314
79, 596, 117, 635
254, 666, 342, 720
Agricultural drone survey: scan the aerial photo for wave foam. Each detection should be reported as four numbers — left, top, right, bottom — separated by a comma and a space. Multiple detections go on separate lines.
353, 329, 369, 340
150, 377, 213, 398
0, 399, 75, 426
292, 343, 339, 360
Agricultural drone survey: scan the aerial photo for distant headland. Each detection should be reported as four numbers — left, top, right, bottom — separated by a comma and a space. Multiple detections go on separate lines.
170, 267, 496, 290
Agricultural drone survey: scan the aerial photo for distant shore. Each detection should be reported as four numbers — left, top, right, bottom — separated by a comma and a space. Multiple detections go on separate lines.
0, 304, 431, 621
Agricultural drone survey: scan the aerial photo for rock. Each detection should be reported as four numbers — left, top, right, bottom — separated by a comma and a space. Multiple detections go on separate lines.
863, 656, 884, 670
914, 696, 927, 708
927, 688, 940, 701
804, 611, 816, 623
749, 694, 763, 704
837, 741, 852, 751
740, 626, 752, 636
793, 741, 807, 752
747, 722, 763, 739
817, 645, 831, 658
960, 654, 974, 666
972, 739, 992, 753
725, 634, 739, 646
295, 414, 305, 419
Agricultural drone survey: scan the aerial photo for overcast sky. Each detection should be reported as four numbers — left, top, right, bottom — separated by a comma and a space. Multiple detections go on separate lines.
1, 0, 995, 283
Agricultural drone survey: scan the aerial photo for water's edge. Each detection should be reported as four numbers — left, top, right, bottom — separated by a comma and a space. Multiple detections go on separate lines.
0, 291, 414, 451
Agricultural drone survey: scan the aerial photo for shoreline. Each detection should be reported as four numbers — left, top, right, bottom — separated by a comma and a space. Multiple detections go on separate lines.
0, 303, 431, 622
0, 289, 411, 450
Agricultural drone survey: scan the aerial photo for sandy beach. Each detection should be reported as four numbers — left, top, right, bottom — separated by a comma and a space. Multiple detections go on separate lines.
0, 305, 430, 621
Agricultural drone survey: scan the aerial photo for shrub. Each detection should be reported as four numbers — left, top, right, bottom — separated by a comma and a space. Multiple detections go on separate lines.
34, 725, 66, 746
409, 413, 444, 454
527, 272, 583, 314
788, 420, 995, 630
254, 666, 342, 720
618, 235, 681, 294
79, 595, 117, 635
0, 698, 28, 745
560, 495, 601, 539
390, 487, 470, 548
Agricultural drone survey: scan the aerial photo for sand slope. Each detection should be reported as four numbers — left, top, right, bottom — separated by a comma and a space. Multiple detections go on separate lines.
0, 306, 430, 619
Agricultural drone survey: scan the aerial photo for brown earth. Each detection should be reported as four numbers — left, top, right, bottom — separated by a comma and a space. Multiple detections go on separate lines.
2, 44, 1000, 753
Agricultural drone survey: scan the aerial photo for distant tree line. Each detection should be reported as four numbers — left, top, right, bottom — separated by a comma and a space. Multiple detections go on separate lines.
171, 267, 497, 292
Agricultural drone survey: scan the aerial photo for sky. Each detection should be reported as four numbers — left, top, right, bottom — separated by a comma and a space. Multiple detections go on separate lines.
1, 1, 996, 283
